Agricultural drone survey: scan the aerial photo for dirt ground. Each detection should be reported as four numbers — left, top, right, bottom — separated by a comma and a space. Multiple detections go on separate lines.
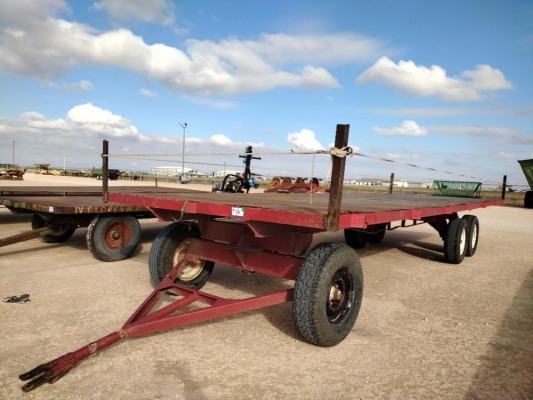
0, 174, 532, 400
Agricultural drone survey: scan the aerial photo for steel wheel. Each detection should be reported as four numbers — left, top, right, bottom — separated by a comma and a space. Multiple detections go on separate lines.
149, 222, 214, 289
171, 237, 206, 283
86, 215, 141, 261
327, 268, 355, 324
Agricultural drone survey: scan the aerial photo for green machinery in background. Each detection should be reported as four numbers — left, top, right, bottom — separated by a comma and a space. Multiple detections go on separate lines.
518, 159, 533, 209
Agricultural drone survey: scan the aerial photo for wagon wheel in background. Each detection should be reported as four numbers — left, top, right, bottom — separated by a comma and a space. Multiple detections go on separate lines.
31, 213, 76, 243
149, 222, 214, 289
344, 228, 368, 249
367, 224, 387, 244
86, 215, 141, 262
444, 218, 468, 264
461, 215, 479, 257
293, 242, 364, 347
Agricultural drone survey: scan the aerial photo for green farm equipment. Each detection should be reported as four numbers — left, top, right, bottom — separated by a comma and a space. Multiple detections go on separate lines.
433, 180, 482, 198
518, 159, 533, 208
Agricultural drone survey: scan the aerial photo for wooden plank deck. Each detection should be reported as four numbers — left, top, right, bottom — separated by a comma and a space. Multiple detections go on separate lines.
0, 186, 204, 215
108, 191, 504, 230
0, 186, 203, 197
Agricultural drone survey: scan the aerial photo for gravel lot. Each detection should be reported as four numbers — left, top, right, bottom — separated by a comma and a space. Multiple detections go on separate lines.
0, 174, 532, 399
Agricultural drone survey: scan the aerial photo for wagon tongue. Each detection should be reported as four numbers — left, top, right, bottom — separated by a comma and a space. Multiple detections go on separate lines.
19, 331, 123, 392
19, 355, 77, 392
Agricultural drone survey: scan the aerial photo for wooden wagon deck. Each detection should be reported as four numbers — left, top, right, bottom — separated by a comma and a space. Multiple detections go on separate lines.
0, 186, 204, 214
109, 190, 503, 231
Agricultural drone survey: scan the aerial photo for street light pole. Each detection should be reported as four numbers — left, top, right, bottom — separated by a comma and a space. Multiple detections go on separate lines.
179, 122, 187, 180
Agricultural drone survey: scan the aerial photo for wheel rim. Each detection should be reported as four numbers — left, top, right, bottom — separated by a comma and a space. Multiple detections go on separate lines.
104, 221, 133, 250
172, 238, 205, 281
459, 226, 467, 254
471, 224, 478, 248
327, 268, 354, 324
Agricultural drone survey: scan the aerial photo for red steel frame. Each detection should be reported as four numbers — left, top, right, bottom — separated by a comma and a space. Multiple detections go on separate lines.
20, 255, 292, 392
18, 125, 504, 392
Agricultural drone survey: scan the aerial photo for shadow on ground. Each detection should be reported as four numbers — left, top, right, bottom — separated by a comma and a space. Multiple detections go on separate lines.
466, 268, 533, 399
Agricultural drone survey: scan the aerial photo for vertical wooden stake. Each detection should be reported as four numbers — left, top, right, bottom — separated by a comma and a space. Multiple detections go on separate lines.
501, 175, 507, 200
102, 140, 109, 203
326, 124, 350, 231
389, 173, 395, 194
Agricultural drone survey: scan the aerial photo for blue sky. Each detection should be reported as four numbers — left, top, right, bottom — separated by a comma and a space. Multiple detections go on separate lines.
0, 0, 532, 187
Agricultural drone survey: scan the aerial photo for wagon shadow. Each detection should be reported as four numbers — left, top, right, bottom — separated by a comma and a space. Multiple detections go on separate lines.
0, 212, 33, 225
199, 264, 301, 340
382, 230, 445, 263
466, 268, 533, 398
0, 230, 88, 257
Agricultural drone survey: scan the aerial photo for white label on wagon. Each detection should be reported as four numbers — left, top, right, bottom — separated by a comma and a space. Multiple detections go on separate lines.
48, 206, 54, 212
232, 207, 245, 217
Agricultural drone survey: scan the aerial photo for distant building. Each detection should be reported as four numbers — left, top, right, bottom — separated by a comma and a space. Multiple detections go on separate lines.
214, 170, 241, 178
392, 180, 409, 188
150, 166, 192, 176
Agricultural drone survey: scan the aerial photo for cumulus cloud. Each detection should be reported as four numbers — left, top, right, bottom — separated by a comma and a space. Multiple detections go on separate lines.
287, 129, 324, 152
0, 1, 390, 95
93, 0, 175, 26
207, 134, 264, 149
357, 57, 513, 102
373, 120, 428, 136
0, 103, 265, 168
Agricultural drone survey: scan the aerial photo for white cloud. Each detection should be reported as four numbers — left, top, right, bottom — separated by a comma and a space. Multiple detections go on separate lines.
43, 79, 93, 91
287, 129, 324, 152
184, 95, 239, 110
19, 111, 46, 121
139, 88, 158, 98
207, 134, 264, 149
0, 1, 390, 95
357, 57, 513, 102
93, 0, 175, 26
210, 134, 233, 147
385, 152, 420, 160
373, 120, 428, 136
0, 104, 265, 169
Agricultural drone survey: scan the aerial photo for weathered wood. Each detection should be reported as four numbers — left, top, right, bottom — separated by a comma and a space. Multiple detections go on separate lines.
326, 124, 350, 231
102, 140, 109, 202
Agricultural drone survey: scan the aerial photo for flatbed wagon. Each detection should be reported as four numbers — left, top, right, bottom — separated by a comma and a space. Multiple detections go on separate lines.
17, 125, 504, 392
0, 185, 203, 261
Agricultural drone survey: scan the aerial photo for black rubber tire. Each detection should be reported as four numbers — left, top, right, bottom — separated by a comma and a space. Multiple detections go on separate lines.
444, 218, 468, 264
367, 224, 386, 244
525, 191, 533, 209
31, 213, 76, 243
86, 215, 141, 262
462, 215, 479, 257
293, 242, 364, 347
344, 229, 368, 249
148, 222, 214, 289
